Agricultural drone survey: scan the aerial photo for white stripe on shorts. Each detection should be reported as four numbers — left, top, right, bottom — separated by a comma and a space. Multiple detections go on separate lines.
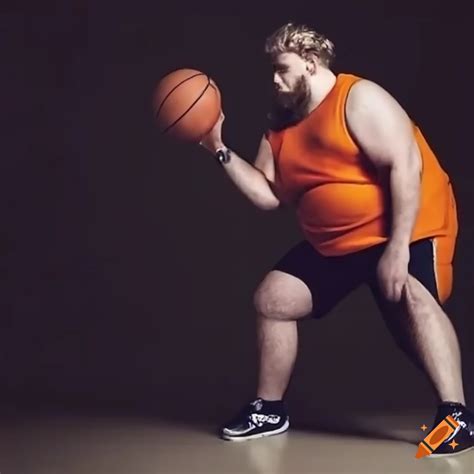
430, 237, 439, 293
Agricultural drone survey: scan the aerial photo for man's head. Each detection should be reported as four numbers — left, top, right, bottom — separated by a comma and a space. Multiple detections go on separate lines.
264, 22, 336, 129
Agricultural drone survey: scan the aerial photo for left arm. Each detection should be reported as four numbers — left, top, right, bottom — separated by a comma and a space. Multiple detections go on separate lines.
346, 79, 422, 301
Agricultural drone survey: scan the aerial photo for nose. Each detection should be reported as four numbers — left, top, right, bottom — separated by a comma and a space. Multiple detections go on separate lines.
273, 73, 280, 86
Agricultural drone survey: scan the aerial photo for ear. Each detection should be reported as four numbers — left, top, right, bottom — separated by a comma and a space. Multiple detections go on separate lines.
305, 55, 318, 75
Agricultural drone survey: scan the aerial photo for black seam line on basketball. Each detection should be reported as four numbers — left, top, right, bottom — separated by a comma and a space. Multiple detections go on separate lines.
421, 440, 434, 452
162, 76, 212, 135
155, 72, 205, 120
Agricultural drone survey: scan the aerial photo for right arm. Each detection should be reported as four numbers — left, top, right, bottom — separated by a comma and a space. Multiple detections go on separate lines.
199, 113, 281, 211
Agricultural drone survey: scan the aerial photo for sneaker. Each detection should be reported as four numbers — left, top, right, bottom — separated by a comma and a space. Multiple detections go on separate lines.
429, 401, 474, 457
219, 398, 290, 441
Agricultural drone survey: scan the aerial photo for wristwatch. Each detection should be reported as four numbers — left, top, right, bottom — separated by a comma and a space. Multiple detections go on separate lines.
215, 146, 231, 164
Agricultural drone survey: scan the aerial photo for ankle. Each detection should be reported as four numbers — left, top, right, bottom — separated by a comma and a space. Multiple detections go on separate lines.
257, 394, 283, 402
252, 397, 286, 413
438, 399, 466, 408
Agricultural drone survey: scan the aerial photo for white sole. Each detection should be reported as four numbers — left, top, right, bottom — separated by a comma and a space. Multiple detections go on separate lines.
221, 419, 290, 442
428, 445, 474, 458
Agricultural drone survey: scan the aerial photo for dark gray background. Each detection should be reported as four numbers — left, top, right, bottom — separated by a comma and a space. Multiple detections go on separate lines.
2, 1, 473, 423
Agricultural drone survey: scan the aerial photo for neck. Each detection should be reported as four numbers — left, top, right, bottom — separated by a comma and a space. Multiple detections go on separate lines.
306, 69, 337, 114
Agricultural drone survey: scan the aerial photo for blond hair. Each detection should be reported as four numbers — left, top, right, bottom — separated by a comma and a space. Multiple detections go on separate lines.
264, 22, 336, 68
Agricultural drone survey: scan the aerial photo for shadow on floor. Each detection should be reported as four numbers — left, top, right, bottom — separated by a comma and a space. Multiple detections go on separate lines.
0, 393, 424, 448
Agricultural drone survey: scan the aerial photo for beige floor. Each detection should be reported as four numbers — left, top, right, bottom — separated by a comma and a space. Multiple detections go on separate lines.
0, 410, 472, 474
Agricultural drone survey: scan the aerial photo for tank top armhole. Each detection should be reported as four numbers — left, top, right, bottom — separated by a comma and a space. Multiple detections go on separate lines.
265, 128, 284, 160
341, 77, 364, 153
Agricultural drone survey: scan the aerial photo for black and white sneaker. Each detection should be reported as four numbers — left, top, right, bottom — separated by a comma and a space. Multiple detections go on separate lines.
429, 401, 474, 457
219, 398, 289, 441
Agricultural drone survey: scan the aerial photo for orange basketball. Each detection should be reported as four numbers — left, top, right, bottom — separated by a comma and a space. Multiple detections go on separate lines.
152, 68, 221, 142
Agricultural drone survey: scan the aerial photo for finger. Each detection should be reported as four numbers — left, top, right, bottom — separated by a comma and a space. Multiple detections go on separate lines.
383, 281, 393, 302
389, 280, 400, 303
396, 278, 408, 302
401, 279, 412, 305
389, 285, 397, 302
394, 284, 402, 302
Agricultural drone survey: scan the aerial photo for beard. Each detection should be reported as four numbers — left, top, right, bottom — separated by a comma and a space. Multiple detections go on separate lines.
267, 75, 312, 131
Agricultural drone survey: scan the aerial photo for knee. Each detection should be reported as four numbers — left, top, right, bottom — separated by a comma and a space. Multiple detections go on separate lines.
253, 289, 290, 320
253, 283, 306, 321
253, 270, 313, 320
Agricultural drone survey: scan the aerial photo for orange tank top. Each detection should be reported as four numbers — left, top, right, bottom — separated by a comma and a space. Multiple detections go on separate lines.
267, 73, 456, 256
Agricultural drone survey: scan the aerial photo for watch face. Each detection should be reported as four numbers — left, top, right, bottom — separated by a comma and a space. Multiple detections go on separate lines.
218, 149, 230, 163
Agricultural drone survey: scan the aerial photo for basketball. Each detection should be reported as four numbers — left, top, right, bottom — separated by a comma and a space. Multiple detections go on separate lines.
153, 68, 221, 142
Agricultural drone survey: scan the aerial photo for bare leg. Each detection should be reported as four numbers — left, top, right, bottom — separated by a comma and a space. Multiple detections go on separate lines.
256, 315, 298, 400
379, 274, 465, 405
253, 270, 313, 401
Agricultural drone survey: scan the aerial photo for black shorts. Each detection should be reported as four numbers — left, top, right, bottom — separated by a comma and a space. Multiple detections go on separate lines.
271, 238, 441, 319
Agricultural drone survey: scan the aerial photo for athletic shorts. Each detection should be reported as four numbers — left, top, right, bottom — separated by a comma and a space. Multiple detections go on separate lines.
271, 236, 456, 320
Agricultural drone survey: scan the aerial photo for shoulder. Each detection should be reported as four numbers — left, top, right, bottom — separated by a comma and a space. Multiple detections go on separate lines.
346, 79, 397, 115
345, 78, 411, 133
344, 79, 415, 162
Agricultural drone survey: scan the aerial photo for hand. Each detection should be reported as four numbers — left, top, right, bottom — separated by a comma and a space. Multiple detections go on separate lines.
376, 242, 410, 302
199, 111, 225, 153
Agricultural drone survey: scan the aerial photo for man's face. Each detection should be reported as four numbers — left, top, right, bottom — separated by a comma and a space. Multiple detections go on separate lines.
272, 52, 308, 93
269, 52, 312, 128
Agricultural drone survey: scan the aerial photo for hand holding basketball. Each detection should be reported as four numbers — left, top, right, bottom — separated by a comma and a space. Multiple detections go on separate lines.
199, 111, 225, 153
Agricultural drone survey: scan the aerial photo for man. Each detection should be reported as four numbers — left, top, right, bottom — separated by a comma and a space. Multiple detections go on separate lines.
199, 22, 473, 456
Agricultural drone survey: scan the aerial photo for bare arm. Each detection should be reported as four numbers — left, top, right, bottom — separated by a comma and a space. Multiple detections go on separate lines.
346, 79, 422, 249
346, 79, 422, 301
200, 113, 281, 211
252, 134, 282, 209
217, 144, 281, 211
